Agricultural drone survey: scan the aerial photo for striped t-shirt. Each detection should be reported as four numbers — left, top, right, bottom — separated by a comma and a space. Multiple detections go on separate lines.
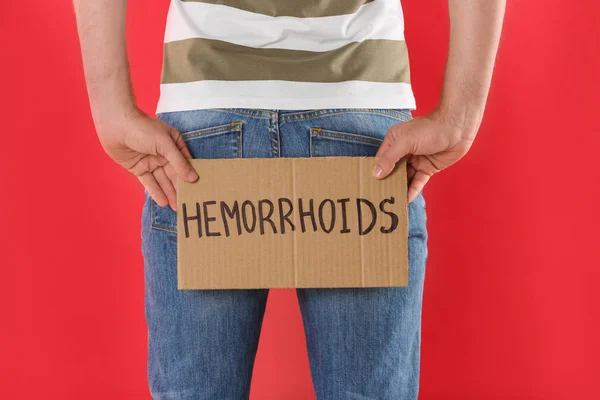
156, 0, 415, 113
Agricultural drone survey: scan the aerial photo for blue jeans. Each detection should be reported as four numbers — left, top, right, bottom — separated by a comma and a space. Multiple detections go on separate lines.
141, 108, 428, 400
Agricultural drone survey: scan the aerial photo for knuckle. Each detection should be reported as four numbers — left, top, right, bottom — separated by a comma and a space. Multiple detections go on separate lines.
387, 127, 401, 144
378, 153, 395, 168
382, 148, 402, 165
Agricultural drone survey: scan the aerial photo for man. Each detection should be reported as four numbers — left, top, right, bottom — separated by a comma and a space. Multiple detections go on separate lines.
73, 0, 505, 398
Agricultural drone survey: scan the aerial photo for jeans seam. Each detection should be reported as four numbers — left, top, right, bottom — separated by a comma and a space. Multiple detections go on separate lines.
275, 114, 281, 157
181, 123, 241, 140
269, 113, 278, 157
280, 108, 411, 125
311, 129, 383, 146
212, 108, 273, 119
309, 127, 319, 157
233, 121, 243, 157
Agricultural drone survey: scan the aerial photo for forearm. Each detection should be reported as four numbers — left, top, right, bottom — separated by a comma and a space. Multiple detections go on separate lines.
72, 0, 136, 128
437, 0, 506, 139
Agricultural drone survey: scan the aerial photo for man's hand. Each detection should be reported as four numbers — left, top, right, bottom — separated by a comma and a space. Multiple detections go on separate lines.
372, 110, 475, 203
96, 107, 198, 211
373, 0, 506, 202
72, 0, 198, 211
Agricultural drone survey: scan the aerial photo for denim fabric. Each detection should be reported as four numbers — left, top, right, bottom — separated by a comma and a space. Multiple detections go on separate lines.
140, 108, 428, 400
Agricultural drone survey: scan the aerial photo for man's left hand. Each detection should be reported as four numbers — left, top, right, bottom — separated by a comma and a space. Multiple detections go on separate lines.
373, 110, 478, 203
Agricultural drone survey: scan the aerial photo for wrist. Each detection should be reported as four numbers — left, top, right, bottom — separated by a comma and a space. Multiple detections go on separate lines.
434, 101, 484, 141
89, 96, 141, 131
85, 66, 139, 129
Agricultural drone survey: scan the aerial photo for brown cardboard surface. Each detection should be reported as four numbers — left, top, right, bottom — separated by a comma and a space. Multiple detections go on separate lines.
176, 157, 408, 289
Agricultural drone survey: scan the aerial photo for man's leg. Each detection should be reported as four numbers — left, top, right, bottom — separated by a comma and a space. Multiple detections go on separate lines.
277, 108, 428, 399
140, 108, 274, 400
141, 202, 269, 400
297, 194, 428, 399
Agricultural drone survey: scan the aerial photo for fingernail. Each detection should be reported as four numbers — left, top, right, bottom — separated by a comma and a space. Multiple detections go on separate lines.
187, 170, 198, 182
372, 166, 383, 178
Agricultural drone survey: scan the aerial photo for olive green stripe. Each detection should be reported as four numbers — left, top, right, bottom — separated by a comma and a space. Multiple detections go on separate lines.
162, 38, 410, 84
180, 0, 375, 18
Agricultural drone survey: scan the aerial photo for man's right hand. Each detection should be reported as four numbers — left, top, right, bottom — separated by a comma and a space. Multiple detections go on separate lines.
95, 107, 198, 211
72, 0, 198, 211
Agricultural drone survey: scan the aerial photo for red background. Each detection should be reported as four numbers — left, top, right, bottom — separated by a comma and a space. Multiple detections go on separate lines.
1, 0, 599, 398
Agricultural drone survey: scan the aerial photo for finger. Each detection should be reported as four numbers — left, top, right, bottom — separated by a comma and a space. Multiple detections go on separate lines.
373, 125, 412, 179
164, 162, 178, 190
160, 128, 198, 182
180, 145, 192, 160
408, 170, 432, 203
170, 128, 193, 159
407, 163, 418, 185
407, 156, 418, 184
164, 163, 183, 212
153, 167, 177, 211
138, 173, 168, 207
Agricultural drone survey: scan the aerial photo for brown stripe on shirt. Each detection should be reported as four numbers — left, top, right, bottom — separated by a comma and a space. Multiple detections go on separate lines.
162, 37, 410, 84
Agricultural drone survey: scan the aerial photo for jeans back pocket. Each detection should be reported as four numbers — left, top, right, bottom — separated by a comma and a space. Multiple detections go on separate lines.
150, 121, 243, 233
310, 127, 383, 157
306, 108, 412, 158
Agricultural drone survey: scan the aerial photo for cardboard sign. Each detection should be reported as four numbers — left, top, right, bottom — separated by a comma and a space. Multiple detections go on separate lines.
176, 157, 408, 289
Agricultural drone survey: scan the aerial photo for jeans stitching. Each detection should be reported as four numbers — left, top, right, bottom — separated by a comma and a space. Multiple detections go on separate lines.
212, 108, 274, 119
234, 122, 243, 157
181, 123, 241, 141
311, 128, 383, 146
280, 108, 412, 125
275, 114, 281, 157
150, 200, 177, 233
269, 114, 276, 157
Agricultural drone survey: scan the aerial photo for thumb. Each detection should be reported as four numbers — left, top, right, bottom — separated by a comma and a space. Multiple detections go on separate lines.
372, 125, 413, 179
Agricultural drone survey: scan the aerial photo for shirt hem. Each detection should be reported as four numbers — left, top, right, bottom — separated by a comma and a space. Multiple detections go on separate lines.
155, 96, 417, 114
